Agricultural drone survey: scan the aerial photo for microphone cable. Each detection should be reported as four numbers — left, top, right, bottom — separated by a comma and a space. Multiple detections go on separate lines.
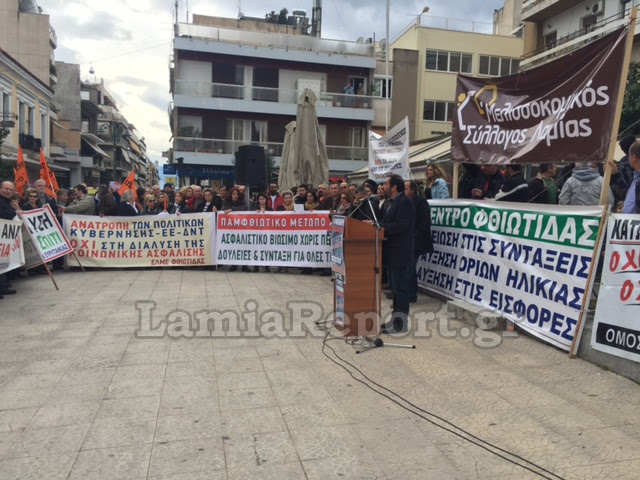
321, 330, 567, 480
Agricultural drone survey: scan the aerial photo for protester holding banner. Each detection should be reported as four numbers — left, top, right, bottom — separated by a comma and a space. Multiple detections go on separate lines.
0, 180, 18, 299
276, 192, 295, 211
304, 190, 320, 211
61, 185, 95, 215
34, 179, 58, 215
117, 190, 139, 216
196, 188, 219, 213
622, 140, 640, 213
458, 164, 486, 199
319, 182, 341, 211
222, 187, 247, 212
169, 190, 192, 214
21, 189, 42, 211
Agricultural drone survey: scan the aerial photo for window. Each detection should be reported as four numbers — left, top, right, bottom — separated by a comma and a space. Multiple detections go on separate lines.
28, 106, 35, 135
425, 50, 472, 73
423, 100, 454, 122
40, 113, 47, 147
18, 101, 26, 134
621, 0, 632, 17
582, 14, 598, 32
347, 127, 365, 147
372, 77, 392, 98
227, 119, 268, 143
544, 31, 557, 49
478, 56, 520, 76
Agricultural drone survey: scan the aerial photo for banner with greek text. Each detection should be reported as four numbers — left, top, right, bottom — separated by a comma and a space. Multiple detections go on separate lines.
417, 200, 604, 350
368, 117, 410, 181
0, 218, 24, 274
216, 212, 331, 267
591, 214, 640, 362
20, 205, 72, 264
452, 26, 628, 165
63, 213, 215, 268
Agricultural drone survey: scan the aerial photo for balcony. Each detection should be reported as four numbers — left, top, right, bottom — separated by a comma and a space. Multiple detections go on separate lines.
19, 133, 42, 152
521, 12, 629, 69
49, 26, 57, 48
521, 0, 584, 22
173, 80, 375, 121
174, 137, 368, 162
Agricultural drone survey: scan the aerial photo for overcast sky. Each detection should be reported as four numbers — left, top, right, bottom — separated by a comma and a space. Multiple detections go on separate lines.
46, 0, 505, 165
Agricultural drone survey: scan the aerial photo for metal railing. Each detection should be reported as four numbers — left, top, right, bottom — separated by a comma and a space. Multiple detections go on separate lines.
174, 80, 375, 108
522, 12, 632, 61
174, 137, 368, 161
418, 15, 493, 34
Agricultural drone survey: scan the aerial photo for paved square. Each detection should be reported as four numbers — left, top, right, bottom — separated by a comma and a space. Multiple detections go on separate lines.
0, 269, 638, 479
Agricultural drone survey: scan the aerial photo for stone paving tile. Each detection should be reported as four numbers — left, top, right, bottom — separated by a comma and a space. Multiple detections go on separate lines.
68, 443, 152, 479
147, 438, 226, 477
0, 270, 639, 480
0, 452, 77, 480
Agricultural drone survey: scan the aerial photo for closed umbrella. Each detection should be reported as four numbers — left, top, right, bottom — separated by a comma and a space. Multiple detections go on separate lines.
293, 88, 329, 188
278, 120, 297, 191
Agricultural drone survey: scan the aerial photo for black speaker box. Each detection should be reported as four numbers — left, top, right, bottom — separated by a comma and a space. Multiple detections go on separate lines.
235, 145, 267, 191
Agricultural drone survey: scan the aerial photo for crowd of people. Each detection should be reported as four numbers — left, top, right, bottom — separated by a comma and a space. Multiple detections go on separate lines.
457, 136, 640, 213
2, 137, 639, 311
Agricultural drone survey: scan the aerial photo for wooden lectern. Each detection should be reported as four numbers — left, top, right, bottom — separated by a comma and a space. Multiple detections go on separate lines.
333, 217, 383, 338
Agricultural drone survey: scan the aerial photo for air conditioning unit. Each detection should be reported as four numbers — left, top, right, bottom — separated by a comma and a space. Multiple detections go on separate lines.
591, 1, 605, 16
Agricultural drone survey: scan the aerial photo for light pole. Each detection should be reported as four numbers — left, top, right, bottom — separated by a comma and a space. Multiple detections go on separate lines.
111, 122, 126, 183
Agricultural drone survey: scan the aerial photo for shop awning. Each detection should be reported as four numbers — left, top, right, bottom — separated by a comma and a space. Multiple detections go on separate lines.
81, 134, 109, 158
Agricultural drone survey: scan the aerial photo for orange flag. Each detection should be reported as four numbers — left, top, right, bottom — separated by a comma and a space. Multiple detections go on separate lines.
118, 170, 137, 202
39, 148, 56, 197
14, 146, 29, 197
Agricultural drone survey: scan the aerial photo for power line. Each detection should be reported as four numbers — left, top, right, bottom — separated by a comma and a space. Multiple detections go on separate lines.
79, 42, 171, 66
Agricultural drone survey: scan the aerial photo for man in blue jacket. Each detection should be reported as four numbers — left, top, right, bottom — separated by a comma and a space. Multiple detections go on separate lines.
380, 174, 415, 334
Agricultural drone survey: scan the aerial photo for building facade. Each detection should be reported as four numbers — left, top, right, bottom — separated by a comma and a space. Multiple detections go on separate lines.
515, 0, 639, 70
169, 13, 377, 186
390, 18, 524, 141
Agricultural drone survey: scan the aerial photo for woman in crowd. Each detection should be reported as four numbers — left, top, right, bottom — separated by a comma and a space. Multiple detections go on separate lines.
276, 191, 295, 211
255, 193, 272, 213
170, 190, 192, 214
196, 188, 218, 212
336, 191, 353, 215
117, 190, 139, 216
97, 184, 118, 216
222, 187, 249, 271
222, 187, 246, 212
253, 193, 273, 272
184, 186, 195, 210
141, 194, 161, 215
425, 164, 450, 199
21, 188, 41, 211
304, 190, 319, 211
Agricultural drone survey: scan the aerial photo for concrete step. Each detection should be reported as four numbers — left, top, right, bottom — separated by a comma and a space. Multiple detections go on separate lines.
447, 299, 507, 331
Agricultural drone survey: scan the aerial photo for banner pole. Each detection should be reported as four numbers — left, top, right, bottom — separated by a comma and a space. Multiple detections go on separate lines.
570, 9, 637, 358
42, 262, 59, 291
452, 162, 459, 199
70, 250, 85, 272
600, 7, 637, 206
568, 207, 607, 357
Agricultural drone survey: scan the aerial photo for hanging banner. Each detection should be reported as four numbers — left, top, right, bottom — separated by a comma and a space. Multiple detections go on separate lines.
591, 214, 640, 362
417, 200, 604, 351
216, 212, 331, 267
452, 26, 628, 165
19, 205, 72, 264
368, 116, 410, 182
0, 218, 24, 274
63, 213, 216, 268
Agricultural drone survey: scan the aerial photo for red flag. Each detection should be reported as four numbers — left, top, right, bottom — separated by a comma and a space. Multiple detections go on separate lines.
39, 149, 56, 197
117, 170, 137, 202
14, 146, 29, 197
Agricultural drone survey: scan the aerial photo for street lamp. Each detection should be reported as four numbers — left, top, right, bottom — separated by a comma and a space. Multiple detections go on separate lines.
418, 6, 429, 26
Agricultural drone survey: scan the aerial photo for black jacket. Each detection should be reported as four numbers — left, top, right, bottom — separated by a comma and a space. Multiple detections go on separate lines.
382, 192, 415, 267
117, 203, 139, 216
0, 195, 16, 220
411, 195, 434, 257
495, 173, 529, 202
347, 197, 381, 224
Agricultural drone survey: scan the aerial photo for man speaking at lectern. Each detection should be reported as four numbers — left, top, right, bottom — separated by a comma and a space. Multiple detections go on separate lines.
380, 174, 415, 334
